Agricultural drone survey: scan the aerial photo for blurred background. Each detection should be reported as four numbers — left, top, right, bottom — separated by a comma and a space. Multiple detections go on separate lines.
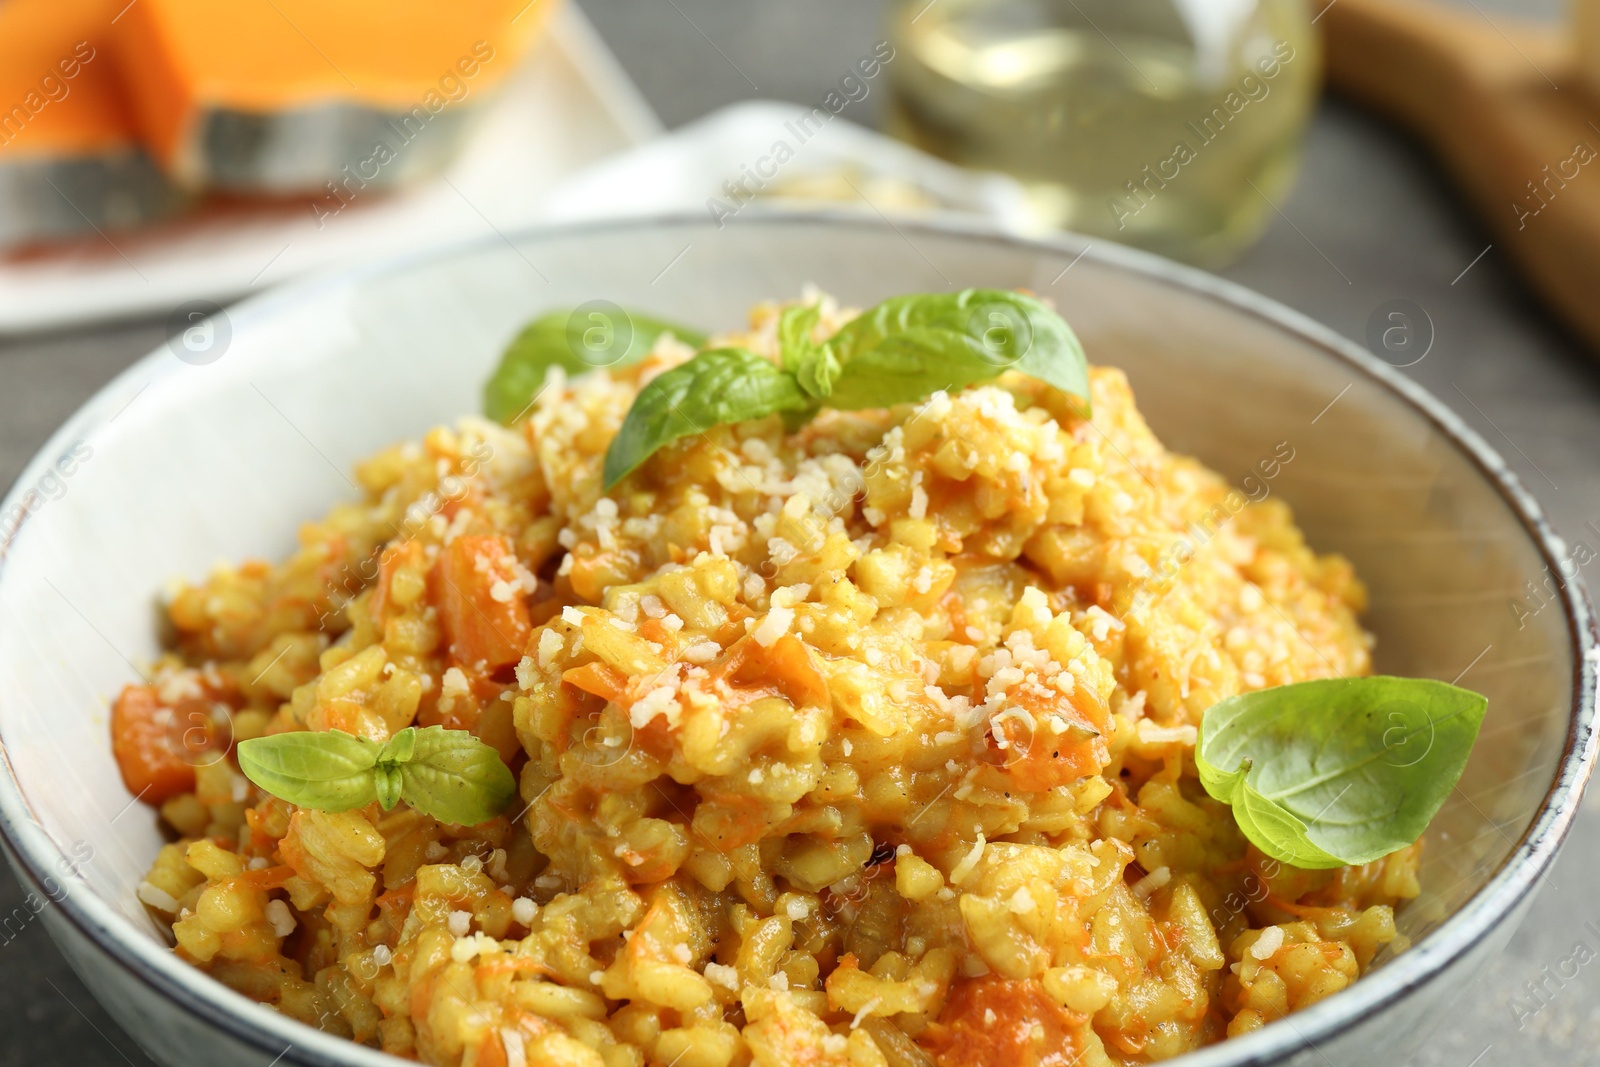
3, 0, 1599, 1063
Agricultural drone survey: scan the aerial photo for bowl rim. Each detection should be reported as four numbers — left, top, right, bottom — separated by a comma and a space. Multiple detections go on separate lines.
0, 210, 1594, 1067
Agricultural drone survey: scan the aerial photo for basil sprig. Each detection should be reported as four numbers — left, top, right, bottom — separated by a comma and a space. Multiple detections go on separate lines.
601, 289, 1089, 487
485, 307, 708, 424
237, 725, 515, 826
1196, 677, 1487, 869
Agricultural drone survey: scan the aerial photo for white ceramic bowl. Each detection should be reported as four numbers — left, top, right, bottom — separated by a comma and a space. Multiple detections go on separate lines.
1, 214, 1594, 1067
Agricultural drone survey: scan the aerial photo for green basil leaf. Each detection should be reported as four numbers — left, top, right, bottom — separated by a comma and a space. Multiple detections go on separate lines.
396, 725, 517, 826
602, 347, 814, 488
777, 303, 822, 376
594, 291, 1090, 488
823, 289, 1089, 412
1207, 759, 1347, 869
374, 726, 415, 809
796, 346, 842, 401
778, 304, 841, 400
484, 307, 708, 424
236, 730, 380, 812
375, 765, 404, 811
378, 726, 416, 765
1196, 677, 1488, 869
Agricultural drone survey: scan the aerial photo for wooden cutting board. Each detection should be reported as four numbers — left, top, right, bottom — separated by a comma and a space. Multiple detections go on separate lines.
1322, 0, 1600, 350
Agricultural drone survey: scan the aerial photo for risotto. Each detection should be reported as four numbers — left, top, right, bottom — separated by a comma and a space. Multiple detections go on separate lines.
115, 293, 1415, 1067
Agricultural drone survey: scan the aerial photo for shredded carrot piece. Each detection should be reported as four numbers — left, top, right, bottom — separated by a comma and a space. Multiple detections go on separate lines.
562, 661, 629, 704
235, 864, 294, 891
474, 956, 557, 980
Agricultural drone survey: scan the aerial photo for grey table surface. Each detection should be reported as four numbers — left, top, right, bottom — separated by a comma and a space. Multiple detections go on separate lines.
3, 0, 1597, 1063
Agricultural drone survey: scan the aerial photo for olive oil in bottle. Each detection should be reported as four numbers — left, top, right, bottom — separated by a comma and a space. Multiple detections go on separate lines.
884, 0, 1319, 266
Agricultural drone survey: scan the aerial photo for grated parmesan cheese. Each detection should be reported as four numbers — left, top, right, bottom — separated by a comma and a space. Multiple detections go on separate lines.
704, 962, 739, 989
265, 899, 296, 938
137, 882, 180, 913
1131, 865, 1172, 901
1250, 925, 1285, 959
751, 606, 794, 648
950, 833, 986, 885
